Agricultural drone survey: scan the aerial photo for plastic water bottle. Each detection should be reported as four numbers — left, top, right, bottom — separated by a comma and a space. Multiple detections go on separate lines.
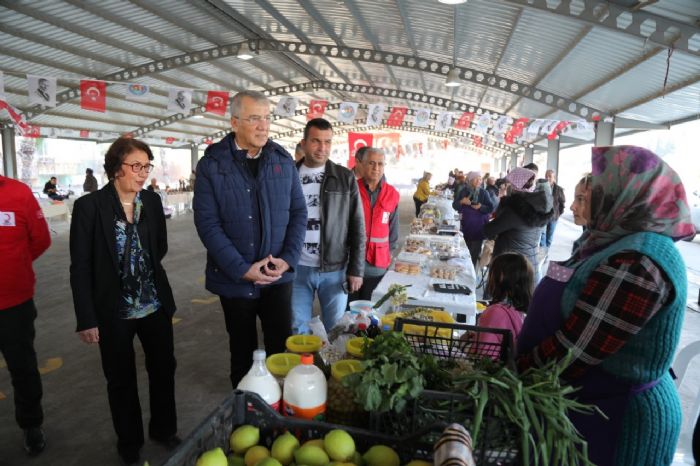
283, 353, 327, 421
237, 349, 281, 412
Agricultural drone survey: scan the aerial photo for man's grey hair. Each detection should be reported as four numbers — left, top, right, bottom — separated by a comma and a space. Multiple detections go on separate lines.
354, 146, 369, 162
365, 147, 385, 158
230, 90, 270, 117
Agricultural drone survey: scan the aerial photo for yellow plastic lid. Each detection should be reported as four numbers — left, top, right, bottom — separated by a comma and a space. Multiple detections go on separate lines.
285, 335, 322, 353
266, 353, 301, 377
346, 337, 372, 358
331, 359, 363, 381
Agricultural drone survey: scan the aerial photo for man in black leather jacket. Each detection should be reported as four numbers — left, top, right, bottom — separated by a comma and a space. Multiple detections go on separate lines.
292, 118, 366, 333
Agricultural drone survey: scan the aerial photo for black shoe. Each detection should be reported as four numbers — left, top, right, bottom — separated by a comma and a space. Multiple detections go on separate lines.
118, 449, 140, 466
23, 427, 46, 456
151, 434, 181, 449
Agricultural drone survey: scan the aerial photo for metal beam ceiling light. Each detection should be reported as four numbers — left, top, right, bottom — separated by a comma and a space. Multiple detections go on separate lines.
438, 0, 467, 4
445, 5, 461, 87
237, 42, 254, 60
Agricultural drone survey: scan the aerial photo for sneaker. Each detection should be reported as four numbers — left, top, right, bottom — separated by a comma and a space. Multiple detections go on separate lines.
23, 427, 46, 456
151, 434, 182, 449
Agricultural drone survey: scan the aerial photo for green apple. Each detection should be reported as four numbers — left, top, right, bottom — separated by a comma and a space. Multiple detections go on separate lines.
271, 432, 300, 465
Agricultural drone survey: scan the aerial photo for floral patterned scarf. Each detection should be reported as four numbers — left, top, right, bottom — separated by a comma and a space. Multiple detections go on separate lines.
579, 145, 695, 258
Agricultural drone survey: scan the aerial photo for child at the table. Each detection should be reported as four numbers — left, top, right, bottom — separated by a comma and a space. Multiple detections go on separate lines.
462, 252, 533, 358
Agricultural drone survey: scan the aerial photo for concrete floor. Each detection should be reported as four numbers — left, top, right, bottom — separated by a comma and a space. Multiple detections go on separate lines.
1, 194, 699, 465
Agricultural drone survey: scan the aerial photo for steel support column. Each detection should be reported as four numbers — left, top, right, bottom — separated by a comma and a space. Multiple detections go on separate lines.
500, 157, 507, 174
523, 146, 534, 165
510, 153, 518, 170
547, 138, 560, 175
595, 120, 615, 147
190, 144, 200, 173
1, 126, 18, 179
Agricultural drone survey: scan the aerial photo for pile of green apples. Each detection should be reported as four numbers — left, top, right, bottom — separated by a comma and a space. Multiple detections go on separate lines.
194, 425, 432, 466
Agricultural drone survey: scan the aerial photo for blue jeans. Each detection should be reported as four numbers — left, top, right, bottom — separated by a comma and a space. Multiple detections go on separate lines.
292, 265, 348, 334
539, 220, 557, 248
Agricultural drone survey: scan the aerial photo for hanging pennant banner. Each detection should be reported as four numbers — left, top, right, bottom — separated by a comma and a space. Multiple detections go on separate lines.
79, 129, 90, 138
526, 119, 544, 138
454, 112, 474, 131
275, 96, 298, 117
510, 117, 529, 137
365, 103, 385, 127
165, 137, 176, 144
386, 106, 407, 127
80, 80, 107, 113
24, 125, 41, 138
434, 112, 453, 132
307, 99, 328, 120
347, 132, 373, 169
375, 133, 401, 158
492, 115, 512, 135
475, 112, 492, 134
205, 91, 229, 116
167, 88, 193, 114
125, 83, 150, 101
413, 108, 431, 128
27, 75, 57, 107
472, 135, 483, 148
547, 121, 571, 140
337, 102, 359, 123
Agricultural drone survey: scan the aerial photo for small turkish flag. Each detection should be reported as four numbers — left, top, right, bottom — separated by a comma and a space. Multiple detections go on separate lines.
80, 80, 107, 113
454, 112, 475, 131
122, 132, 133, 139
79, 129, 90, 138
548, 121, 570, 140
472, 135, 483, 148
205, 91, 229, 116
386, 107, 407, 127
204, 138, 214, 145
504, 132, 515, 144
510, 117, 529, 137
24, 125, 40, 138
165, 137, 175, 144
307, 100, 328, 121
347, 132, 373, 169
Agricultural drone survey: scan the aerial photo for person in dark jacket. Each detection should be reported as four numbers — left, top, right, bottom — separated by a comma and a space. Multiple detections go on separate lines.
484, 175, 500, 209
70, 138, 179, 465
292, 118, 365, 334
193, 90, 307, 388
539, 169, 565, 249
43, 177, 68, 201
83, 168, 98, 193
453, 171, 495, 268
483, 167, 553, 270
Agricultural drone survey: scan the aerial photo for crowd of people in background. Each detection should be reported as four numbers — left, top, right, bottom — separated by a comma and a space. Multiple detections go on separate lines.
2, 86, 698, 466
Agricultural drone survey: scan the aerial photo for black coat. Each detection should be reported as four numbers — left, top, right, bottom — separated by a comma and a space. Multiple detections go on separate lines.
69, 184, 175, 331
483, 191, 553, 266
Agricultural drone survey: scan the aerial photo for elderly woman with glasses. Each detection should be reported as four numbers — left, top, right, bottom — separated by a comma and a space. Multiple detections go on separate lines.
69, 137, 179, 465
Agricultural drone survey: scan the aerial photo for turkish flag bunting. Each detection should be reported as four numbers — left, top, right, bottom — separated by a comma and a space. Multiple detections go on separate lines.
548, 121, 571, 140
79, 129, 90, 138
454, 112, 475, 131
204, 138, 214, 145
165, 137, 175, 144
307, 100, 328, 121
472, 135, 483, 148
511, 117, 529, 137
122, 132, 134, 139
205, 91, 229, 116
80, 80, 107, 113
386, 107, 408, 127
504, 132, 515, 144
347, 132, 373, 168
24, 125, 40, 138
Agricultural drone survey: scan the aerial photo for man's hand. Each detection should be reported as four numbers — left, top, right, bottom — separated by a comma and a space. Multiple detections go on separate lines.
78, 327, 99, 344
460, 197, 470, 205
471, 203, 481, 210
263, 256, 290, 277
243, 257, 282, 285
347, 275, 363, 293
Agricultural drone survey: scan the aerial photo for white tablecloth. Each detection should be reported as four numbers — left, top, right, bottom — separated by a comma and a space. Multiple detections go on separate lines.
164, 192, 193, 206
41, 203, 69, 221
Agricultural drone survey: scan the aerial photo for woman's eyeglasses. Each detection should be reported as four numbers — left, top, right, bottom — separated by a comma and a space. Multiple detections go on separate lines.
122, 162, 155, 174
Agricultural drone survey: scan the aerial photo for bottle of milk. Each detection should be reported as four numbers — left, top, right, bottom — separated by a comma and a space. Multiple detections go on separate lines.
237, 349, 281, 412
283, 353, 327, 421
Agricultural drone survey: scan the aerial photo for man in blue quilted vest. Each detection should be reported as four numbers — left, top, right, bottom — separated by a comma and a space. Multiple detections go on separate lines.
193, 90, 307, 388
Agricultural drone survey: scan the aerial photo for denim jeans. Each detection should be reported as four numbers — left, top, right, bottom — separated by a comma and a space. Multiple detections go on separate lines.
292, 265, 348, 334
539, 220, 558, 248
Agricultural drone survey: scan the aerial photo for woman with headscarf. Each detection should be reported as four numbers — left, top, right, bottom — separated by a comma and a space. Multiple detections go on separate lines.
453, 171, 494, 268
70, 137, 179, 465
517, 146, 695, 466
412, 171, 432, 216
483, 167, 553, 270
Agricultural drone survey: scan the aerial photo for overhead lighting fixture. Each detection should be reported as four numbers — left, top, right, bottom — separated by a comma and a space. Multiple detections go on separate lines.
237, 42, 254, 60
445, 6, 461, 87
192, 114, 204, 119
445, 68, 461, 87
438, 0, 467, 4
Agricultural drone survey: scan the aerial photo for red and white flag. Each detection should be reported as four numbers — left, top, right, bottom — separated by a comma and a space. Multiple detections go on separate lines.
165, 137, 175, 144
79, 129, 90, 138
205, 91, 229, 116
386, 107, 407, 127
307, 99, 328, 120
347, 132, 373, 168
548, 121, 571, 140
24, 125, 41, 138
454, 112, 475, 131
28, 75, 57, 107
80, 80, 107, 113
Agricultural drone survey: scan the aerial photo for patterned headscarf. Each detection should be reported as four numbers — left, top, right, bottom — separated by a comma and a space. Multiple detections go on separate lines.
465, 171, 481, 183
579, 145, 695, 257
505, 167, 536, 192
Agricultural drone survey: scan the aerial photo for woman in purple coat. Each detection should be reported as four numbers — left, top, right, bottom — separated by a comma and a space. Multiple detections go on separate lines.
453, 171, 494, 268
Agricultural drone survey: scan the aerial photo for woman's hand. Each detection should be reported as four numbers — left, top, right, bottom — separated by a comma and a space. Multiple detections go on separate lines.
78, 327, 99, 344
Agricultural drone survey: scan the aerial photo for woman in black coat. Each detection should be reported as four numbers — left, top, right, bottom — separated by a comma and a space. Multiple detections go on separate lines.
69, 138, 178, 465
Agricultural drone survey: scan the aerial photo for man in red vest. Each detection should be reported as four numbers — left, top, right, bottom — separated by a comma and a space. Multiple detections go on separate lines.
350, 147, 400, 300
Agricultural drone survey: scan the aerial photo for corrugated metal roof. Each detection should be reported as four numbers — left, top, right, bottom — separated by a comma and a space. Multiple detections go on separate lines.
1, 0, 699, 150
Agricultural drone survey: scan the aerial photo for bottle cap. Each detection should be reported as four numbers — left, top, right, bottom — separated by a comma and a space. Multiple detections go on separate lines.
382, 324, 391, 331
358, 323, 367, 330
370, 316, 378, 325
300, 353, 314, 365
253, 349, 266, 361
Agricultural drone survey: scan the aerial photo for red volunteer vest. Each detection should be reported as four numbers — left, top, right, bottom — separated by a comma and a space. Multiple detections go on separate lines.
358, 179, 400, 268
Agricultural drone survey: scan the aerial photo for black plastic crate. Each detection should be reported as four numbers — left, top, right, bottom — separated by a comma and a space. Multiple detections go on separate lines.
163, 390, 440, 466
394, 317, 513, 365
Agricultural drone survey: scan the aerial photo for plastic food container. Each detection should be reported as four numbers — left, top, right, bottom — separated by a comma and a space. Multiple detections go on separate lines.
266, 352, 301, 388
394, 260, 421, 275
285, 334, 322, 353
346, 337, 372, 359
348, 300, 373, 314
